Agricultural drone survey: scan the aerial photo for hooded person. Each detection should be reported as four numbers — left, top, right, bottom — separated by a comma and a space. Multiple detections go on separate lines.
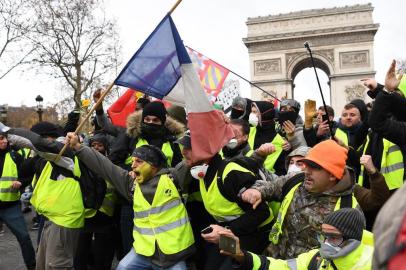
221, 208, 373, 270
64, 135, 196, 270
279, 99, 308, 149
109, 101, 185, 170
230, 97, 252, 122
248, 101, 287, 175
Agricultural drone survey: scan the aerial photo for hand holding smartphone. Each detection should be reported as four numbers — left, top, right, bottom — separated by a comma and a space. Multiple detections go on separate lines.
201, 226, 213, 235
219, 234, 237, 254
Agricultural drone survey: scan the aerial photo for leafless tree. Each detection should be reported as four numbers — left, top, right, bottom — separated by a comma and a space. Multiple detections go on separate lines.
0, 0, 34, 79
28, 0, 122, 110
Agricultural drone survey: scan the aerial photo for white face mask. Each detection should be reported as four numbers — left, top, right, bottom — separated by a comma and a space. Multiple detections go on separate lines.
226, 138, 238, 149
249, 113, 259, 127
288, 164, 302, 174
190, 164, 209, 179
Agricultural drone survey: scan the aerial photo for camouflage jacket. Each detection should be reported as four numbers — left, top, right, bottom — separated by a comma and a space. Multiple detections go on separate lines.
253, 168, 358, 259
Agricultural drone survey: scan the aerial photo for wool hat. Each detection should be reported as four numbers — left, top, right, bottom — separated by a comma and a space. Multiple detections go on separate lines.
132, 145, 167, 168
324, 208, 365, 241
167, 105, 187, 126
141, 101, 167, 124
88, 133, 108, 148
302, 140, 348, 179
136, 97, 150, 109
349, 99, 368, 122
30, 121, 63, 138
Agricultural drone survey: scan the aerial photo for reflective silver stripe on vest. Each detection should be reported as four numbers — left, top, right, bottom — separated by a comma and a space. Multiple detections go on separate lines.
0, 177, 18, 181
0, 188, 19, 193
212, 214, 242, 223
388, 145, 400, 154
134, 199, 182, 219
133, 216, 189, 235
381, 162, 404, 174
286, 258, 297, 270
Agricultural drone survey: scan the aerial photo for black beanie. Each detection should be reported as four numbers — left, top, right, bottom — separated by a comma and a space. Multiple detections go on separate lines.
142, 101, 167, 124
132, 145, 167, 168
136, 98, 150, 110
324, 208, 365, 241
88, 133, 108, 148
31, 121, 63, 138
349, 99, 368, 122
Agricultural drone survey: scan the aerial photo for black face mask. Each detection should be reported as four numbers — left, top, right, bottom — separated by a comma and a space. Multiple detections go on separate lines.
277, 110, 298, 125
141, 122, 166, 139
230, 108, 245, 120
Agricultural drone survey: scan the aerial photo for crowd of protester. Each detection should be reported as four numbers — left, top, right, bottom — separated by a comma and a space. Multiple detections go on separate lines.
0, 60, 405, 270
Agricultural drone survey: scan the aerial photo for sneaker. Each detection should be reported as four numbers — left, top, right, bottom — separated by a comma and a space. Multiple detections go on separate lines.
31, 222, 40, 230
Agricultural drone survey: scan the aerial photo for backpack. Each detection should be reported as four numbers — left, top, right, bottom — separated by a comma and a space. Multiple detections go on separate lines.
74, 161, 107, 209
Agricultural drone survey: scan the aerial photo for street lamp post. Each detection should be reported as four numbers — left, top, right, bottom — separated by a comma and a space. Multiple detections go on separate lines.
35, 95, 44, 122
0, 105, 7, 125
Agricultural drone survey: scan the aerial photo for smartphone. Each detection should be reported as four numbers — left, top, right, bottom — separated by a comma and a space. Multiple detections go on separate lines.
219, 234, 237, 254
321, 114, 329, 123
278, 112, 297, 126
201, 226, 213, 234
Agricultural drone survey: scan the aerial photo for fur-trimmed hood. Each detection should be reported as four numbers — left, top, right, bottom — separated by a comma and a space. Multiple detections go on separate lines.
126, 111, 186, 138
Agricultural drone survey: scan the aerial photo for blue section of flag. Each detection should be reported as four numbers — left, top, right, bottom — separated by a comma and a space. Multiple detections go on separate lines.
115, 15, 191, 99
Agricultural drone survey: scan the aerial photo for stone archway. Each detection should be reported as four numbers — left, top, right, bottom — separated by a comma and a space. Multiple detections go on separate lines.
243, 4, 379, 112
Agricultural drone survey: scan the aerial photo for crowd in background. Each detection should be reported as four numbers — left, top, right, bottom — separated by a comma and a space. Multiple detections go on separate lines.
0, 60, 406, 270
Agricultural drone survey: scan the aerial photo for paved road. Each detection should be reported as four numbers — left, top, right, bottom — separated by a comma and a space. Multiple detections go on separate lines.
0, 209, 119, 270
0, 209, 37, 270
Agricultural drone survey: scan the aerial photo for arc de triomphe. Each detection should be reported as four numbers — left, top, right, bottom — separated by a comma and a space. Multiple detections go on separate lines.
243, 4, 379, 112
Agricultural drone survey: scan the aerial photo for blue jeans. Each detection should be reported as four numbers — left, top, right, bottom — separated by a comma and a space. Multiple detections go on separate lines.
117, 248, 187, 270
0, 202, 36, 268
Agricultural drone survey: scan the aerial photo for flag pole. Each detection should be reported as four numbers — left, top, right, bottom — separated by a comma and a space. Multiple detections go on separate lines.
168, 0, 183, 15
186, 46, 281, 102
54, 81, 115, 161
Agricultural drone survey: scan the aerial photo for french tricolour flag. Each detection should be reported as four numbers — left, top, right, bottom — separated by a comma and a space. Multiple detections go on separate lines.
115, 15, 234, 162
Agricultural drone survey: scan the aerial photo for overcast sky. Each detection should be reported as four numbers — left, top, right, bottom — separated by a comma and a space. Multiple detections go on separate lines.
1, 0, 405, 108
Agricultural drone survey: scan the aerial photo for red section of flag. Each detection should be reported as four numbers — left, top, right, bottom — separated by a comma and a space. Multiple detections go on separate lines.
188, 110, 235, 162
107, 89, 138, 128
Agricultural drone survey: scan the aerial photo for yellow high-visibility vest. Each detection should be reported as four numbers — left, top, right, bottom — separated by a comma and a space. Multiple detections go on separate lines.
132, 174, 194, 256
248, 127, 284, 172
0, 152, 20, 202
269, 182, 358, 245
30, 158, 85, 228
198, 162, 274, 226
358, 136, 404, 190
